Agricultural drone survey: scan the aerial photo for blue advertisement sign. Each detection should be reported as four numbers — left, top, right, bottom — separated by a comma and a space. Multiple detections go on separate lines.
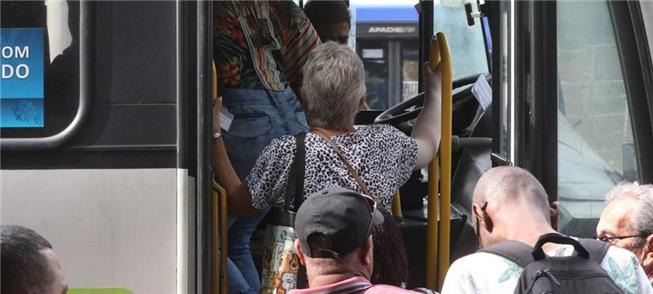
1, 28, 45, 128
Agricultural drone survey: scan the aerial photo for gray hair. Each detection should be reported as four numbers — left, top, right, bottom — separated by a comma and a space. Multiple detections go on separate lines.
605, 182, 653, 247
302, 42, 366, 130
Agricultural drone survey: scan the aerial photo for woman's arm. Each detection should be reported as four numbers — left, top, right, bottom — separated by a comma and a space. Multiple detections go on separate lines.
212, 98, 259, 217
411, 63, 442, 170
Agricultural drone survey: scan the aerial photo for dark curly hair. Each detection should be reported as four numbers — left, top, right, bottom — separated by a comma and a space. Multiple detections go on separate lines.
371, 209, 409, 286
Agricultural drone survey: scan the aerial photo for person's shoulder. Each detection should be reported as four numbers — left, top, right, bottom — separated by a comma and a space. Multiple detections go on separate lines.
600, 245, 653, 294
366, 284, 427, 294
441, 252, 523, 294
270, 135, 298, 149
357, 124, 407, 139
601, 245, 643, 275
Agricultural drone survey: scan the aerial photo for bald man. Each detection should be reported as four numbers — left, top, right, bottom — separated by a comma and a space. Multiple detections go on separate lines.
441, 166, 653, 294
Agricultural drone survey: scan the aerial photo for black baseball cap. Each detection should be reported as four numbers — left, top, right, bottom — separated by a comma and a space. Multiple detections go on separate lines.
295, 186, 384, 259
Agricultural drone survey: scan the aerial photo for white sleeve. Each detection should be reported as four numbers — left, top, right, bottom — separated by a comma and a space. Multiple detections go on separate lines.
440, 258, 476, 294
601, 246, 653, 294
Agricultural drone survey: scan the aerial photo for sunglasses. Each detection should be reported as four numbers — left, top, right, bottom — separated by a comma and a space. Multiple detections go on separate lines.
358, 193, 378, 235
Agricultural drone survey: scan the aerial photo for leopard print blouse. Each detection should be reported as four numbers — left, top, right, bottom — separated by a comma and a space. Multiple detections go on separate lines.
245, 124, 417, 211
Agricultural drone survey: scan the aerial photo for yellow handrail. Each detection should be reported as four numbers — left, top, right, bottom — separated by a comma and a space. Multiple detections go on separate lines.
426, 155, 440, 289
436, 31, 453, 291
212, 61, 228, 294
392, 190, 403, 218
213, 181, 229, 294
425, 32, 453, 291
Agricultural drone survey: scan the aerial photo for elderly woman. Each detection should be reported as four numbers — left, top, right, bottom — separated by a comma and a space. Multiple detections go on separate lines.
213, 41, 441, 216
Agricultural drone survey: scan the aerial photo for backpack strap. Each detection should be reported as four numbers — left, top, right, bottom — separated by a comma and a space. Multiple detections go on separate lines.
577, 238, 611, 264
479, 240, 535, 268
284, 132, 307, 212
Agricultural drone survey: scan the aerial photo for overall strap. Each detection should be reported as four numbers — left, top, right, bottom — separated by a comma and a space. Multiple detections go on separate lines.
313, 130, 371, 196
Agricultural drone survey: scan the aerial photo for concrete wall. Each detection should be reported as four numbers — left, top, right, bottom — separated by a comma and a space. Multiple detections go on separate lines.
0, 169, 177, 294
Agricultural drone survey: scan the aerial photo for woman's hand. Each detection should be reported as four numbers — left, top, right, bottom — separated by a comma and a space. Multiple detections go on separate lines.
212, 96, 222, 135
411, 62, 442, 170
424, 62, 442, 96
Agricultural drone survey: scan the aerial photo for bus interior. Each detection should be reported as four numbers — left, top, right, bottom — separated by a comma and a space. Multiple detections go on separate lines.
1, 0, 653, 293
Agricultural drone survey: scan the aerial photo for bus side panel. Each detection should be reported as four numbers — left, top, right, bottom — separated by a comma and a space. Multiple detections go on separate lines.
0, 168, 177, 294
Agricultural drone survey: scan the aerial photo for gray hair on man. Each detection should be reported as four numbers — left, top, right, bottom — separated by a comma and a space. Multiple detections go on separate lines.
302, 41, 366, 130
605, 182, 653, 247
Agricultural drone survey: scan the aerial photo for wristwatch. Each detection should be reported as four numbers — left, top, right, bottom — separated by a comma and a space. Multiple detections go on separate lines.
213, 131, 222, 140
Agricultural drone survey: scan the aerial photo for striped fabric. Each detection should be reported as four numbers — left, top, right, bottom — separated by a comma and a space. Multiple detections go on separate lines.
213, 1, 320, 92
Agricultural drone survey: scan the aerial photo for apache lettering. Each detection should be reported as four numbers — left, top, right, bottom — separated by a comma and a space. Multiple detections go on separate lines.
368, 26, 417, 34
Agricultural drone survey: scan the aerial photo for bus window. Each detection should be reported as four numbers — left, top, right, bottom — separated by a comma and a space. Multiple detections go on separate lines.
557, 0, 638, 235
401, 41, 419, 100
434, 0, 489, 79
0, 0, 82, 140
353, 1, 419, 109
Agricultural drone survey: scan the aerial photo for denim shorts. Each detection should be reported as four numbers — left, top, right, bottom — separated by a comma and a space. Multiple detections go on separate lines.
220, 87, 308, 181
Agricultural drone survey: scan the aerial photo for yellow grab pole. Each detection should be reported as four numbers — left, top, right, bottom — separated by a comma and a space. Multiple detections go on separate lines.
436, 32, 453, 290
426, 155, 440, 289
211, 61, 228, 294
213, 182, 229, 294
392, 190, 404, 218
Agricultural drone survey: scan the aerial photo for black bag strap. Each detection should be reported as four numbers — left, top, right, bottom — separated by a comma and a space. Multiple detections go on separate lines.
479, 240, 535, 268
284, 132, 307, 213
577, 238, 611, 264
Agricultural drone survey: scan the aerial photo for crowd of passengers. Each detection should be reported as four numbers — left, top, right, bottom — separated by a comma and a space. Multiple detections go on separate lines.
2, 1, 653, 294
3, 169, 653, 293
209, 1, 653, 293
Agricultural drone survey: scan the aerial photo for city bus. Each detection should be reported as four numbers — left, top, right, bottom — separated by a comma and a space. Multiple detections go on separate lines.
1, 0, 652, 293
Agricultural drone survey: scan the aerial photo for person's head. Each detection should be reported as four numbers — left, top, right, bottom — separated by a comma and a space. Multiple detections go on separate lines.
1, 225, 67, 294
472, 166, 555, 248
294, 186, 383, 284
302, 42, 365, 131
596, 182, 653, 276
303, 0, 350, 44
371, 210, 408, 287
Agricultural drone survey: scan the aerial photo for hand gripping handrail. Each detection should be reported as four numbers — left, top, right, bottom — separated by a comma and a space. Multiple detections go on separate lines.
426, 32, 453, 291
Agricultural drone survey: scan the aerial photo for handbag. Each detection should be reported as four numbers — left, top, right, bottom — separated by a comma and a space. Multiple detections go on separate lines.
260, 133, 307, 294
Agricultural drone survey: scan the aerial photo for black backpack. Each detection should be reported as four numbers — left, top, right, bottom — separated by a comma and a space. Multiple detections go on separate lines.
480, 233, 624, 294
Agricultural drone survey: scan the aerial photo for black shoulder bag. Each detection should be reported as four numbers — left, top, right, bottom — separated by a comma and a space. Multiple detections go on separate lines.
260, 133, 307, 293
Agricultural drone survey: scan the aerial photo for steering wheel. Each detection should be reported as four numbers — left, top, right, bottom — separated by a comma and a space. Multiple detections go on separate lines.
374, 74, 487, 126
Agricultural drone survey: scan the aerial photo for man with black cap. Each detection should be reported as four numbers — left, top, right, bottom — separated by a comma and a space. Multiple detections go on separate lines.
290, 186, 429, 293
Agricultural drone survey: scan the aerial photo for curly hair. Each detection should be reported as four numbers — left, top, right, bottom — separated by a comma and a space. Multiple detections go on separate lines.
371, 210, 409, 286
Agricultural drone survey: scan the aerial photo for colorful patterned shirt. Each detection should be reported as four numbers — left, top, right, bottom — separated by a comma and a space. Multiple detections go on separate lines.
441, 243, 653, 294
213, 0, 320, 92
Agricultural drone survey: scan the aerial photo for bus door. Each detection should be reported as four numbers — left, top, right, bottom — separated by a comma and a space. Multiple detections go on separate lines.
490, 0, 653, 238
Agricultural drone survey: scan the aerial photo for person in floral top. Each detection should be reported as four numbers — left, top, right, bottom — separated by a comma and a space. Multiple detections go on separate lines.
213, 1, 319, 293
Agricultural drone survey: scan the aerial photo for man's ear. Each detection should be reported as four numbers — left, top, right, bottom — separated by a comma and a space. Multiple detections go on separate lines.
549, 201, 560, 230
642, 235, 653, 268
360, 238, 373, 266
472, 203, 493, 233
294, 239, 307, 266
